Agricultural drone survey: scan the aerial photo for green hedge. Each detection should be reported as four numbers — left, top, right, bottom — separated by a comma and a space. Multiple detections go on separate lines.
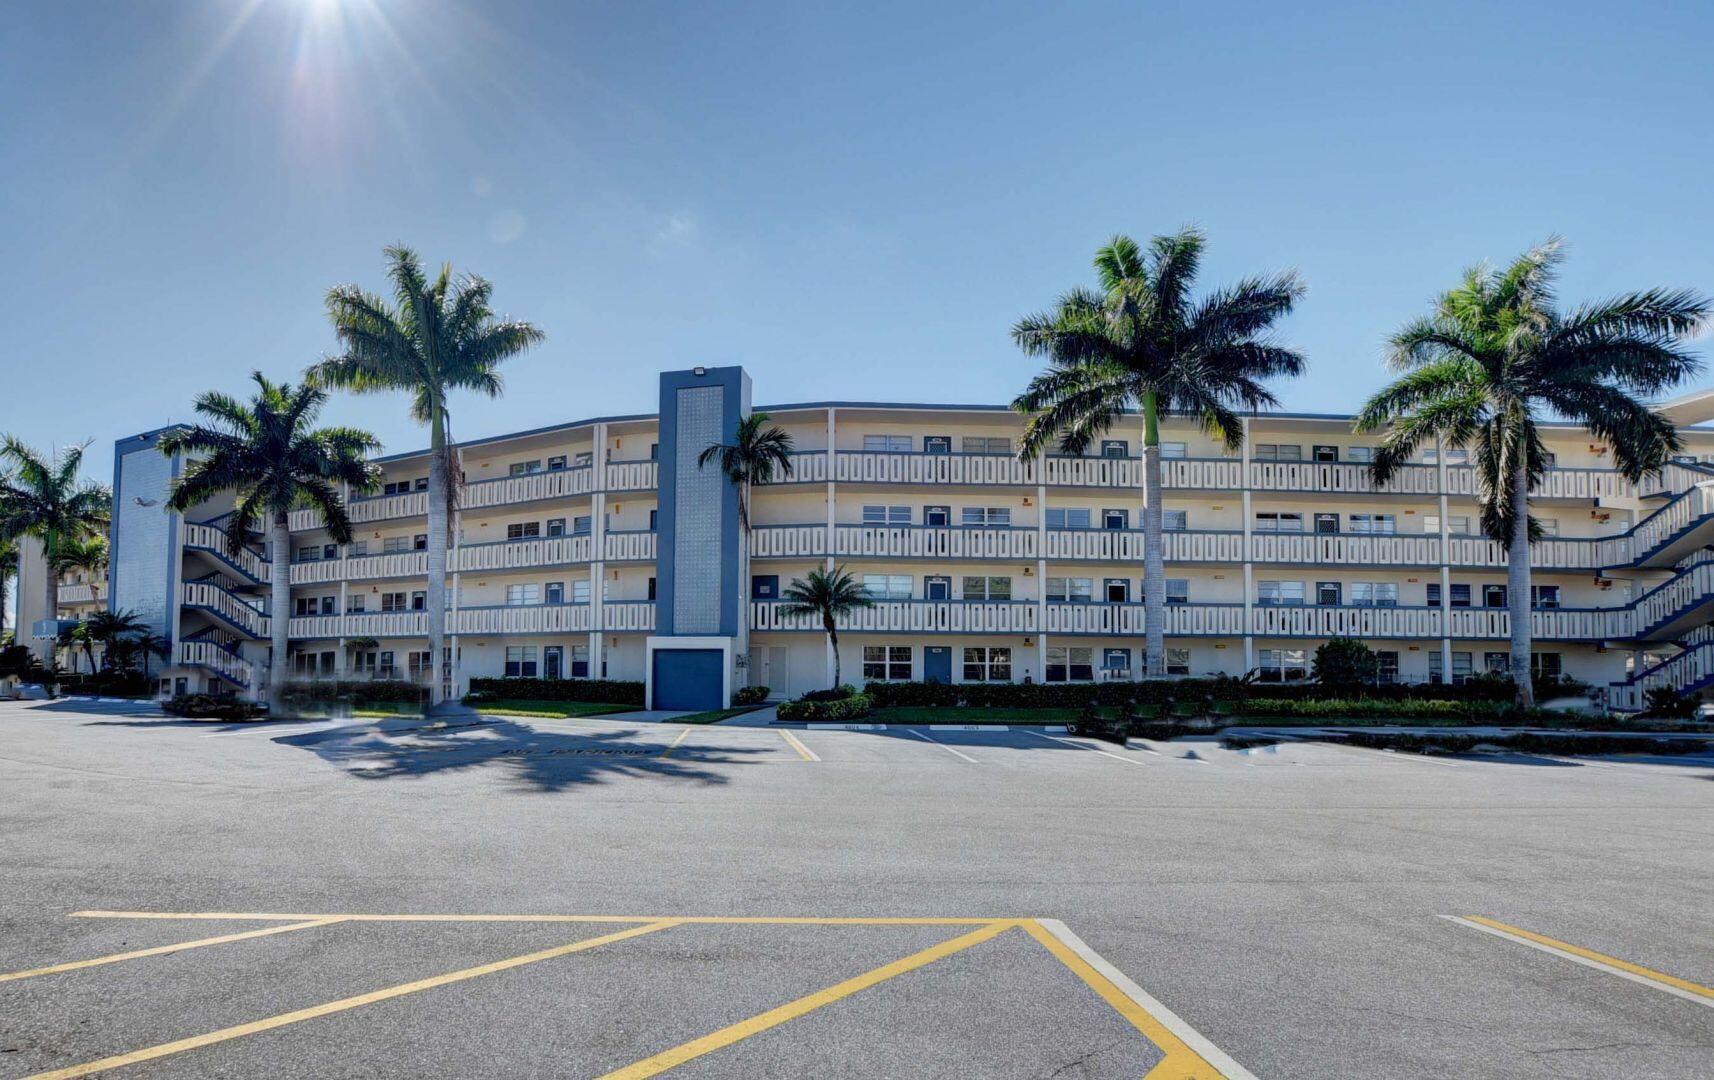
58, 672, 154, 697
862, 676, 1534, 710
161, 694, 267, 720
280, 680, 426, 704
1343, 731, 1713, 757
777, 692, 873, 722
465, 677, 645, 706
732, 685, 770, 706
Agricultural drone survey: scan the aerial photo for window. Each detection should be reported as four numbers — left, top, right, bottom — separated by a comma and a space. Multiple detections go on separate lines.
863, 434, 912, 452
1541, 451, 1558, 467
1104, 579, 1130, 603
1257, 580, 1305, 605
572, 580, 591, 604
547, 455, 567, 471
546, 518, 566, 537
1100, 508, 1128, 530
504, 646, 538, 677
1045, 646, 1095, 682
1165, 579, 1189, 604
861, 574, 913, 600
924, 505, 951, 527
509, 460, 543, 476
1532, 652, 1562, 677
573, 516, 592, 536
649, 509, 658, 531
1424, 515, 1470, 535
1484, 652, 1509, 674
962, 646, 1012, 682
1314, 513, 1340, 535
1429, 651, 1474, 685
382, 536, 411, 554
570, 644, 590, 678
962, 507, 1011, 526
1428, 583, 1473, 608
346, 595, 366, 613
961, 576, 1012, 600
1345, 446, 1375, 463
413, 534, 427, 551
296, 545, 322, 562
350, 540, 368, 556
647, 576, 657, 600
294, 597, 319, 617
863, 645, 913, 681
1162, 509, 1187, 531
1257, 648, 1309, 682
380, 592, 408, 612
1104, 649, 1133, 677
572, 451, 593, 467
1423, 448, 1468, 464
414, 477, 429, 491
407, 651, 432, 678
507, 522, 542, 540
1165, 648, 1191, 676
1348, 514, 1395, 535
1312, 445, 1339, 462
411, 590, 427, 611
1254, 512, 1304, 532
505, 584, 540, 606
382, 477, 428, 496
1046, 577, 1093, 603
1159, 441, 1187, 459
1537, 518, 1559, 536
545, 582, 565, 604
1254, 444, 1302, 461
1046, 507, 1091, 530
1531, 585, 1560, 610
862, 505, 911, 525
962, 436, 1012, 455
1483, 584, 1507, 608
1376, 651, 1400, 684
924, 575, 951, 600
923, 436, 951, 454
1316, 581, 1342, 606
1100, 440, 1128, 458
1351, 582, 1399, 607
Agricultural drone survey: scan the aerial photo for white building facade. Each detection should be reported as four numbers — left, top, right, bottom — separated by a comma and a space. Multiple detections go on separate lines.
84, 367, 1714, 711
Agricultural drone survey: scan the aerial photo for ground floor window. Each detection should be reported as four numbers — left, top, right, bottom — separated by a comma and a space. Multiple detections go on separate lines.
407, 651, 432, 679
1045, 646, 1094, 682
1256, 648, 1308, 682
1483, 652, 1508, 674
1165, 648, 1191, 676
1102, 648, 1131, 678
571, 644, 590, 678
863, 645, 913, 681
1531, 652, 1562, 677
505, 645, 538, 677
962, 646, 1011, 682
1429, 651, 1474, 684
1376, 651, 1400, 684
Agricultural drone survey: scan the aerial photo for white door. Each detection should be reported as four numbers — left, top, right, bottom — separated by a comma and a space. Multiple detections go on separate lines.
767, 647, 789, 696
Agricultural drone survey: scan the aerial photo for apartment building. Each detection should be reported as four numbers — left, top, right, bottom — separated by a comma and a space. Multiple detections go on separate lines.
72, 366, 1714, 711
13, 535, 109, 671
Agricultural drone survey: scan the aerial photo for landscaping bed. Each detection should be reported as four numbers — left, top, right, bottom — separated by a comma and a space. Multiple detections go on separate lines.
464, 699, 638, 719
1336, 730, 1714, 758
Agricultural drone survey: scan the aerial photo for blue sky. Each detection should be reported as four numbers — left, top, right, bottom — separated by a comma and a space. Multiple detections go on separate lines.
3, 0, 1712, 471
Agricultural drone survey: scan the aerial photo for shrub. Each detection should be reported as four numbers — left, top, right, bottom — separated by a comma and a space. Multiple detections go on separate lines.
57, 672, 153, 697
1343, 730, 1714, 757
161, 694, 266, 720
1641, 686, 1701, 720
0, 645, 53, 683
801, 684, 859, 703
1312, 638, 1378, 692
732, 685, 770, 706
280, 680, 426, 705
776, 692, 873, 722
465, 677, 645, 706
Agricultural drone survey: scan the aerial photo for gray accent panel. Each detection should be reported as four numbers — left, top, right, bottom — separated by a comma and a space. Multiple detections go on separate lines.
671, 385, 724, 634
112, 444, 174, 640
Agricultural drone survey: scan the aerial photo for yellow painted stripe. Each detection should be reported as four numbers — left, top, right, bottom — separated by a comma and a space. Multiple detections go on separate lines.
22, 921, 678, 1080
72, 910, 1012, 926
1463, 916, 1714, 1002
0, 919, 341, 984
779, 730, 817, 761
597, 920, 1018, 1079
659, 727, 694, 758
1021, 920, 1224, 1079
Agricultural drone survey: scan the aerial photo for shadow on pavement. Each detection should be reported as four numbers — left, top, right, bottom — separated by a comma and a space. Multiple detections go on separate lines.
276, 717, 767, 792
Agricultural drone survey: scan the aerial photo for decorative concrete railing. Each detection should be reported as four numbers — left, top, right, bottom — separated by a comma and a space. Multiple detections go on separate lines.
176, 640, 253, 688
182, 522, 271, 582
463, 467, 597, 510
181, 582, 269, 638
602, 530, 657, 562
287, 462, 657, 533
454, 536, 592, 573
1608, 643, 1714, 712
452, 603, 592, 635
57, 582, 101, 605
286, 600, 656, 639
751, 599, 1040, 634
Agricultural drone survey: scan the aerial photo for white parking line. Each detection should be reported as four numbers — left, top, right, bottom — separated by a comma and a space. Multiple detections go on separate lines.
1026, 730, 1150, 766
905, 729, 979, 763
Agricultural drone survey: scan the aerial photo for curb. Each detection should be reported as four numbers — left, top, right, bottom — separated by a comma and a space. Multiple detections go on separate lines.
779, 722, 1070, 732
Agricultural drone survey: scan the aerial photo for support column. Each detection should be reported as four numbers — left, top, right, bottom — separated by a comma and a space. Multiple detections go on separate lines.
592, 423, 608, 680
1437, 438, 1453, 681
826, 408, 837, 686
1036, 480, 1048, 681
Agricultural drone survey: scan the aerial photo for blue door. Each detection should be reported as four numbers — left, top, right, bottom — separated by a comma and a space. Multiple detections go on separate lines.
653, 649, 724, 710
924, 647, 952, 684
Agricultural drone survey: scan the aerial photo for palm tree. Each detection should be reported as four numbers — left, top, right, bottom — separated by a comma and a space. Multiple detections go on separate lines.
134, 631, 171, 680
779, 565, 874, 690
0, 534, 17, 641
312, 245, 544, 703
58, 620, 95, 675
698, 413, 795, 684
50, 534, 108, 594
1012, 229, 1306, 676
1356, 238, 1710, 707
158, 374, 379, 707
0, 438, 112, 663
86, 609, 147, 672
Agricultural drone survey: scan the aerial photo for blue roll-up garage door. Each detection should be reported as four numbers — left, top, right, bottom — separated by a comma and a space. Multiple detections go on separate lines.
652, 649, 724, 711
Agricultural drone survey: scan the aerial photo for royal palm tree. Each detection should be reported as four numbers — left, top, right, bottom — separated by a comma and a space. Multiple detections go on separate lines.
779, 565, 874, 690
699, 413, 795, 684
158, 374, 379, 707
312, 245, 544, 703
1012, 229, 1305, 676
0, 438, 112, 663
1356, 238, 1710, 706
0, 535, 17, 640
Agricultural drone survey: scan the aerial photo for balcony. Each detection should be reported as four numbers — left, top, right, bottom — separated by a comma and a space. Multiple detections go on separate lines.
287, 461, 658, 533
751, 599, 1039, 634
57, 582, 102, 605
286, 600, 657, 640
181, 581, 269, 638
454, 535, 592, 573
182, 522, 271, 583
175, 640, 254, 689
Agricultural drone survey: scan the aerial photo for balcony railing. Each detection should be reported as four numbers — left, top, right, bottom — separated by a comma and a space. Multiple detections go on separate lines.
57, 582, 102, 605
181, 582, 269, 638
454, 535, 592, 573
175, 640, 253, 688
287, 461, 658, 533
1608, 642, 1714, 711
286, 600, 657, 639
182, 522, 271, 582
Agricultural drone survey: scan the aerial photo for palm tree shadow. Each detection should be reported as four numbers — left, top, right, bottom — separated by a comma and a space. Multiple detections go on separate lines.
276, 718, 765, 792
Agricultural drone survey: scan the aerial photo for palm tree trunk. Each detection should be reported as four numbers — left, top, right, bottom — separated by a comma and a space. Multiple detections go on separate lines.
40, 530, 59, 666
1141, 394, 1167, 677
1507, 453, 1535, 708
737, 481, 751, 690
827, 620, 841, 690
269, 514, 292, 709
425, 403, 449, 706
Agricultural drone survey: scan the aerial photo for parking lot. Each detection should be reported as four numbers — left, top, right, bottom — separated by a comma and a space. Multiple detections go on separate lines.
4, 699, 1714, 1077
